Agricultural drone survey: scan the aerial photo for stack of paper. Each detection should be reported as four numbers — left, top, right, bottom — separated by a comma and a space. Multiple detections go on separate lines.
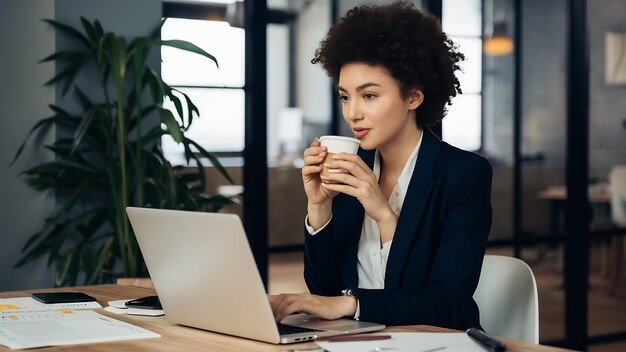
104, 299, 164, 317
0, 297, 160, 349
315, 332, 485, 352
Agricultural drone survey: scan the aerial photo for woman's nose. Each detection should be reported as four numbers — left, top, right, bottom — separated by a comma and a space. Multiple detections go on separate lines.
345, 101, 364, 122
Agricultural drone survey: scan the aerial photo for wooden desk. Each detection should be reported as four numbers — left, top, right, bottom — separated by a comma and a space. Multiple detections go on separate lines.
536, 185, 611, 203
0, 285, 572, 352
537, 185, 624, 293
537, 185, 611, 237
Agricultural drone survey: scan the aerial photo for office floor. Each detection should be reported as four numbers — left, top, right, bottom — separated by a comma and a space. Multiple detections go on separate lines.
267, 245, 626, 352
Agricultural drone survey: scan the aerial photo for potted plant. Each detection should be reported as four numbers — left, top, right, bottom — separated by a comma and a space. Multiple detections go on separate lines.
11, 17, 235, 286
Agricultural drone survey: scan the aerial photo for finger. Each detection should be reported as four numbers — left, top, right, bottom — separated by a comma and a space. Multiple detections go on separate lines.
272, 294, 290, 318
274, 294, 296, 321
320, 172, 361, 188
270, 295, 280, 317
276, 301, 305, 322
303, 145, 328, 157
303, 153, 326, 166
331, 153, 373, 175
324, 159, 373, 180
302, 165, 324, 176
322, 182, 360, 198
310, 138, 321, 147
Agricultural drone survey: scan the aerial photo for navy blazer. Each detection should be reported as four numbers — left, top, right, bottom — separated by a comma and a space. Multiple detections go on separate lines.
303, 128, 492, 330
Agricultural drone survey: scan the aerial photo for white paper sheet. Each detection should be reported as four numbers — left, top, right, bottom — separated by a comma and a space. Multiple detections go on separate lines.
315, 332, 486, 352
104, 306, 164, 317
0, 309, 160, 349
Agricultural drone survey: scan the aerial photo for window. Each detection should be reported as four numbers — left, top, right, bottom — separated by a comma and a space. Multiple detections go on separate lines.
441, 0, 482, 151
161, 17, 245, 162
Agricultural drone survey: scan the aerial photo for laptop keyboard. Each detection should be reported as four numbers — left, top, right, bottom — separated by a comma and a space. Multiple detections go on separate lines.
277, 322, 320, 335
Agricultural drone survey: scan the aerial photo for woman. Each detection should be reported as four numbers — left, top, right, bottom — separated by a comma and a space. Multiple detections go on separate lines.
270, 1, 492, 330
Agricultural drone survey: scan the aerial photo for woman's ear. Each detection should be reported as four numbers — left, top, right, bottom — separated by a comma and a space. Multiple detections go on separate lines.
408, 89, 424, 110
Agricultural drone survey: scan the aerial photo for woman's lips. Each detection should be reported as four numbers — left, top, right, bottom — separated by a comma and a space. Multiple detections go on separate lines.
354, 129, 370, 138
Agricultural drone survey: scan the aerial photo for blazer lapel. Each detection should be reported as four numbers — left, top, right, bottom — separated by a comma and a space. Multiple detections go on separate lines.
385, 128, 441, 289
341, 149, 375, 289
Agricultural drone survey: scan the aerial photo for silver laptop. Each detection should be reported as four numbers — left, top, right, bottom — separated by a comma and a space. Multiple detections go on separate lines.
126, 207, 385, 344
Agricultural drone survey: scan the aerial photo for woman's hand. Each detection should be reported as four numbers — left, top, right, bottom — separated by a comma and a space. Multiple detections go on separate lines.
269, 293, 357, 322
320, 153, 395, 224
302, 139, 337, 205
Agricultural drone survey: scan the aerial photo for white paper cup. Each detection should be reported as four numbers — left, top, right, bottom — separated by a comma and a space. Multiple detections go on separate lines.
319, 136, 360, 182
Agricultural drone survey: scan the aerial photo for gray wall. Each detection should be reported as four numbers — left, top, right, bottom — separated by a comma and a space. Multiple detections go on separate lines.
518, 0, 626, 178
0, 0, 160, 291
521, 0, 568, 169
589, 0, 626, 179
0, 0, 56, 291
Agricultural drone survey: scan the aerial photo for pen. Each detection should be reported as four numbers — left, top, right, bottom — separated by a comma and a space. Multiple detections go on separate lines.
316, 334, 392, 342
466, 328, 506, 352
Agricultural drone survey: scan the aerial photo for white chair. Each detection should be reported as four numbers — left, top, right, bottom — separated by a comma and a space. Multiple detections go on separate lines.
473, 255, 539, 344
609, 166, 626, 294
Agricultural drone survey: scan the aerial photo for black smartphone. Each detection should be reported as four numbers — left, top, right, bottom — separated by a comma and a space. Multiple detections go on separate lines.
32, 292, 97, 304
125, 296, 162, 310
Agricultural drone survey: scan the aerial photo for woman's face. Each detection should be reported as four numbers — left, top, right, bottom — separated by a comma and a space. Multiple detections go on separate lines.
337, 62, 423, 151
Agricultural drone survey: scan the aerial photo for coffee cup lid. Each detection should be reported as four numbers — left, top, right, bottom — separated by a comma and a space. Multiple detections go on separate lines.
319, 135, 361, 144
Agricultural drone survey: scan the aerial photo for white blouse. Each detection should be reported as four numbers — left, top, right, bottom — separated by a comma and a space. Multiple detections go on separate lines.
356, 134, 422, 291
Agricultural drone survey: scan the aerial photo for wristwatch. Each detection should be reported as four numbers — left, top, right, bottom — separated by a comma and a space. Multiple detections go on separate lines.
341, 287, 357, 299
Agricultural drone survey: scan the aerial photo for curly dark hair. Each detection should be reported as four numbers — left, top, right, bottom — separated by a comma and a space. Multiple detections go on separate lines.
312, 1, 465, 126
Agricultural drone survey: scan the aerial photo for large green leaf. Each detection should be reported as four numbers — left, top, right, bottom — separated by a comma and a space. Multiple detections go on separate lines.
74, 87, 93, 110
169, 87, 199, 130
166, 89, 185, 128
10, 115, 70, 165
158, 107, 183, 143
44, 55, 87, 95
42, 19, 90, 47
85, 237, 115, 284
47, 210, 99, 266
107, 36, 128, 82
39, 50, 85, 63
48, 104, 73, 117
22, 160, 96, 176
80, 17, 100, 47
181, 91, 199, 129
160, 40, 218, 68
72, 106, 102, 154
185, 138, 234, 184
49, 179, 96, 226
144, 69, 165, 105
55, 249, 77, 286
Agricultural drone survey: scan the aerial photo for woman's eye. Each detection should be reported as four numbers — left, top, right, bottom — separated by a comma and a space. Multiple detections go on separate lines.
338, 95, 349, 102
363, 93, 376, 100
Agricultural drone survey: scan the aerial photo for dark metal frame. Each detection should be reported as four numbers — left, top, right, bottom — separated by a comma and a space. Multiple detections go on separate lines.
563, 0, 590, 349
512, 0, 523, 259
243, 0, 269, 288
330, 0, 340, 136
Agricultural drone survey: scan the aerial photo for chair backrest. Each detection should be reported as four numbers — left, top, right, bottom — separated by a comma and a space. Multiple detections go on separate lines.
473, 255, 539, 344
610, 165, 626, 227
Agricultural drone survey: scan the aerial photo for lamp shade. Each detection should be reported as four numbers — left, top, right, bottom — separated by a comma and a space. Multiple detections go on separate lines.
484, 22, 513, 56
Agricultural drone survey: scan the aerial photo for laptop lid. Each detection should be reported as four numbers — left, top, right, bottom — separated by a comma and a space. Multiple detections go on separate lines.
126, 207, 385, 344
127, 207, 282, 343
